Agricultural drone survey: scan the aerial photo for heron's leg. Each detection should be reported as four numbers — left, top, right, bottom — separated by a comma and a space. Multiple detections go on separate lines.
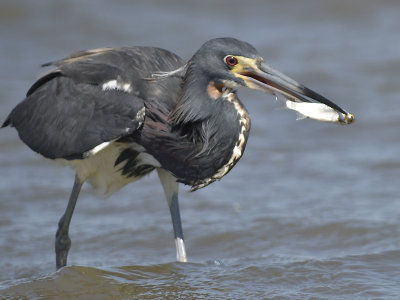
157, 168, 187, 262
55, 175, 83, 269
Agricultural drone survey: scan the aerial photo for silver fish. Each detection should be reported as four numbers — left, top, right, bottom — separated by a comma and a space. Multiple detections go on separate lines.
276, 93, 354, 124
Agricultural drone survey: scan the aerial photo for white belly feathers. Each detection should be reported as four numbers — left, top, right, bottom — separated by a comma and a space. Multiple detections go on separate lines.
59, 142, 160, 195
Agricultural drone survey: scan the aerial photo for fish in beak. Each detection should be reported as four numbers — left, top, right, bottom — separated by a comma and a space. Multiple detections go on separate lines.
231, 56, 354, 125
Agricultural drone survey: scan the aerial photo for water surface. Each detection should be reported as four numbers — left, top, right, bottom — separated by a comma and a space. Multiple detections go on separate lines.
1, 0, 400, 298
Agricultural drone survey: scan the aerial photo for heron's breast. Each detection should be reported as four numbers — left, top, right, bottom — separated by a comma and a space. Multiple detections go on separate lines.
191, 93, 251, 190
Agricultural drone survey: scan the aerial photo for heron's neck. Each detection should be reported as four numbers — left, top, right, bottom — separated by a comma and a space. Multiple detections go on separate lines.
141, 62, 251, 189
162, 64, 251, 189
170, 63, 217, 125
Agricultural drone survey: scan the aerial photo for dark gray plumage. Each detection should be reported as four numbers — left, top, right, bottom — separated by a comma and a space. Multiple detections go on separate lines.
2, 37, 352, 268
6, 77, 144, 159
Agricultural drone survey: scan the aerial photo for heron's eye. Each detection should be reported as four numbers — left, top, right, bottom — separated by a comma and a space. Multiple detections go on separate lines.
225, 56, 238, 67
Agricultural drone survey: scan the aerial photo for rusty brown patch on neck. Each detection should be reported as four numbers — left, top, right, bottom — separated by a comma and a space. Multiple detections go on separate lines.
207, 81, 224, 100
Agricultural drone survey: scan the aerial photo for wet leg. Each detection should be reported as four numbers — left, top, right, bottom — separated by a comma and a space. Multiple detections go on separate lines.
55, 175, 83, 269
157, 168, 187, 262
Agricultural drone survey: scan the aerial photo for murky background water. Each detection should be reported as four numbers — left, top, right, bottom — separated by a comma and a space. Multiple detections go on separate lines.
1, 0, 400, 298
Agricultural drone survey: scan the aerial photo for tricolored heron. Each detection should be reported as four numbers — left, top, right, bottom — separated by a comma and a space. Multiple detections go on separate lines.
2, 37, 353, 269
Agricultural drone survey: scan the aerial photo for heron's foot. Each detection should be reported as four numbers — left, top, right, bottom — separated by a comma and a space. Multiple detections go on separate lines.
55, 229, 71, 269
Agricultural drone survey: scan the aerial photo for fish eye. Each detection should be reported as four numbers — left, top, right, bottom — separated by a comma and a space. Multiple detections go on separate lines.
225, 56, 238, 67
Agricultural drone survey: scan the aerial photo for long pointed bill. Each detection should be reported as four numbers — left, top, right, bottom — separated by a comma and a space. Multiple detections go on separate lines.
236, 60, 354, 125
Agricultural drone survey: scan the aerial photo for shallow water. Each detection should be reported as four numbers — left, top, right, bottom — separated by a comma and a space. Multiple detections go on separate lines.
1, 0, 400, 299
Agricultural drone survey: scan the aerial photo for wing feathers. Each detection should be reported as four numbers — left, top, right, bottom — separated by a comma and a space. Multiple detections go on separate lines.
6, 76, 144, 159
4, 46, 185, 160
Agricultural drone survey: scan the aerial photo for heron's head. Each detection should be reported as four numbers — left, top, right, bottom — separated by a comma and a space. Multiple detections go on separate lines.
190, 37, 353, 124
